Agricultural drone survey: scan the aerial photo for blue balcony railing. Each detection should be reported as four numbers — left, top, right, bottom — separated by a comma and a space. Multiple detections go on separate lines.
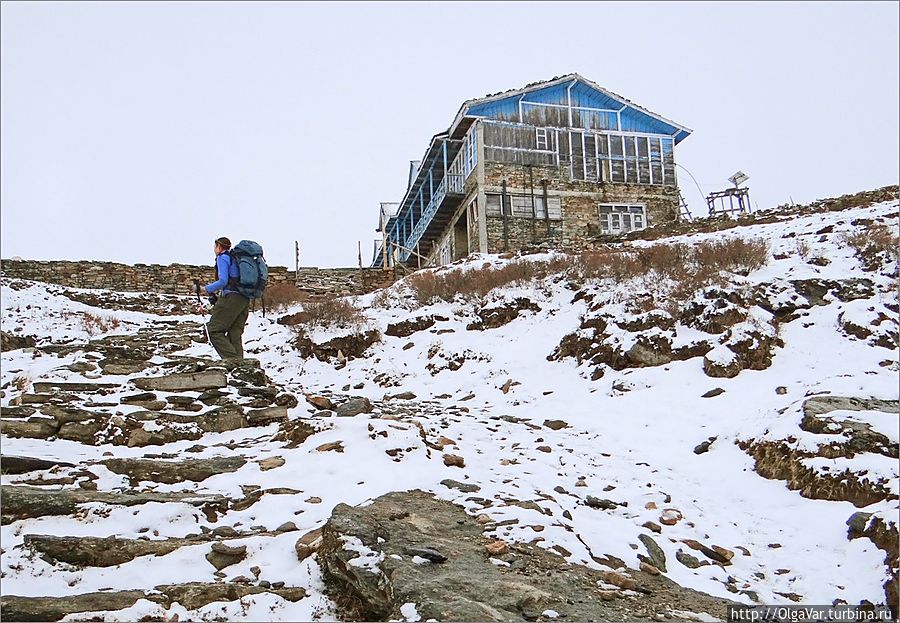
399, 174, 464, 262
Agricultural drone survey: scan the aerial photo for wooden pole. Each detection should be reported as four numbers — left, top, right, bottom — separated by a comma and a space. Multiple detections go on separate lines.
295, 241, 300, 287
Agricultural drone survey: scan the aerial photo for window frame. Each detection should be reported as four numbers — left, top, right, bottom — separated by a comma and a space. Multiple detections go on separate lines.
598, 203, 648, 234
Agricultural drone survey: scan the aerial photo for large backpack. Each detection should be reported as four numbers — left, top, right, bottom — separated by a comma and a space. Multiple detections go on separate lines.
227, 240, 268, 300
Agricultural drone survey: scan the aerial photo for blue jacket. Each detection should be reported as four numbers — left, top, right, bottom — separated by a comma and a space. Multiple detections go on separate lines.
205, 252, 239, 295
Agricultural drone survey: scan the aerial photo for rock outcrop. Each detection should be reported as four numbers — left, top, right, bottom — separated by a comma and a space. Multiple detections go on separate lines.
319, 490, 737, 622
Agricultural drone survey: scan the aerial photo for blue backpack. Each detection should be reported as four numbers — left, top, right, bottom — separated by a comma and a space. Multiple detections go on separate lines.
227, 240, 268, 300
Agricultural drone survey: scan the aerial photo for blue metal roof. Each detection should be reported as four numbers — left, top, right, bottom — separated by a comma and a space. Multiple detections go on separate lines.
456, 73, 692, 143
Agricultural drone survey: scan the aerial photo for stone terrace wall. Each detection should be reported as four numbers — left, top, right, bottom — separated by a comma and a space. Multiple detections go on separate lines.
0, 259, 400, 298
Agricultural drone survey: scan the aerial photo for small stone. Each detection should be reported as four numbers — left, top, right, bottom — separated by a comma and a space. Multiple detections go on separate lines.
659, 508, 682, 526
305, 395, 333, 410
211, 542, 247, 557
645, 502, 658, 510
543, 419, 569, 430
441, 479, 479, 493
276, 522, 298, 532
640, 562, 660, 575
258, 457, 286, 471
443, 454, 465, 468
353, 383, 365, 390
274, 393, 299, 408
701, 388, 726, 398
258, 580, 271, 589
295, 528, 323, 561
485, 540, 508, 556
305, 496, 322, 504
598, 570, 637, 591
598, 590, 617, 601
775, 386, 788, 395
676, 550, 705, 569
712, 545, 735, 562
536, 446, 552, 453
437, 436, 456, 448
250, 566, 261, 577
336, 397, 372, 417
316, 441, 344, 453
693, 438, 716, 454
642, 521, 662, 534
585, 496, 618, 510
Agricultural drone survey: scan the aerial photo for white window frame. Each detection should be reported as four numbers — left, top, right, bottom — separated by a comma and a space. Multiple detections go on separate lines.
535, 127, 548, 150
598, 204, 647, 234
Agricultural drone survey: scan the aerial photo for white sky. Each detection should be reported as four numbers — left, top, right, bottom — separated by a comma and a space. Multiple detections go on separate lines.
1, 1, 897, 269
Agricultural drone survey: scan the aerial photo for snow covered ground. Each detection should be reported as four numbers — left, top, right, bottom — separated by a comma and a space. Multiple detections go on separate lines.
1, 198, 897, 621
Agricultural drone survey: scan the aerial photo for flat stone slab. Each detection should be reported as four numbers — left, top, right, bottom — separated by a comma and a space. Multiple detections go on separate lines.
0, 485, 227, 525
0, 583, 307, 621
1, 456, 76, 475
102, 456, 247, 485
132, 371, 227, 392
31, 382, 120, 394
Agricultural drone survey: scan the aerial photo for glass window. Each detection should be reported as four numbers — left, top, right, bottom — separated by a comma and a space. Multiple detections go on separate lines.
535, 128, 548, 150
598, 204, 647, 234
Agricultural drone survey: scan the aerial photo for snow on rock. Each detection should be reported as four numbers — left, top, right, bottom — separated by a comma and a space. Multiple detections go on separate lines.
1, 193, 897, 620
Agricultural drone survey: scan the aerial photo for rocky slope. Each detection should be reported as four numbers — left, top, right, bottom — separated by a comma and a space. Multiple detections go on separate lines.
1, 188, 897, 621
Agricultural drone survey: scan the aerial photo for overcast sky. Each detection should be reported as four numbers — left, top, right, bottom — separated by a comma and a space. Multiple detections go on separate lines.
2, 1, 897, 269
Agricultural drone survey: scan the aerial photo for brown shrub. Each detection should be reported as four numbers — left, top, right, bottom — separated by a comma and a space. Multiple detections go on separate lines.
693, 238, 769, 275
81, 313, 121, 336
842, 223, 899, 270
265, 283, 309, 313
406, 257, 574, 305
404, 238, 768, 307
286, 298, 366, 330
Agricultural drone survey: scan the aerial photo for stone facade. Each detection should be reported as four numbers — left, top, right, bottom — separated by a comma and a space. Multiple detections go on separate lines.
482, 161, 679, 253
0, 259, 399, 297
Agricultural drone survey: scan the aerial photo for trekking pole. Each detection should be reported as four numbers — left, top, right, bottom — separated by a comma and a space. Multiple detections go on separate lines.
193, 280, 213, 346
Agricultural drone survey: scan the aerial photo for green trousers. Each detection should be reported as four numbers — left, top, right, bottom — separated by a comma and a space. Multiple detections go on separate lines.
207, 293, 250, 360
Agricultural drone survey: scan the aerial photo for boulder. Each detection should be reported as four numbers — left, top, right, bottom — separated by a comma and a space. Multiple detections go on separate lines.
385, 316, 435, 338
318, 490, 739, 622
336, 397, 373, 417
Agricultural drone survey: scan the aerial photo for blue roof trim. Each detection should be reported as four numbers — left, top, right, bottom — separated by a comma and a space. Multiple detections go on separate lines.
455, 74, 692, 143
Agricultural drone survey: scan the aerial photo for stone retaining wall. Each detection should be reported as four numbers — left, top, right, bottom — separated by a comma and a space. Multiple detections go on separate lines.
0, 259, 400, 297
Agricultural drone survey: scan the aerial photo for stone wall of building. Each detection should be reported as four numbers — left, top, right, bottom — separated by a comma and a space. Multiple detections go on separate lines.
0, 259, 400, 297
482, 161, 680, 253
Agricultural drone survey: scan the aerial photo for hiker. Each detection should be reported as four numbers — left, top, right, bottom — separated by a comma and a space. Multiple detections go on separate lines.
200, 237, 250, 360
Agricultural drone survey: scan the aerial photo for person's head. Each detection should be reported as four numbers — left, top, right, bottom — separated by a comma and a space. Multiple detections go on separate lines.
214, 237, 232, 255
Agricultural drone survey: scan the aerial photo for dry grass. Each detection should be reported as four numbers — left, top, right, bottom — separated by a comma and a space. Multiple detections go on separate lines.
80, 313, 121, 336
265, 283, 309, 313
286, 298, 367, 331
405, 238, 769, 307
841, 223, 899, 269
